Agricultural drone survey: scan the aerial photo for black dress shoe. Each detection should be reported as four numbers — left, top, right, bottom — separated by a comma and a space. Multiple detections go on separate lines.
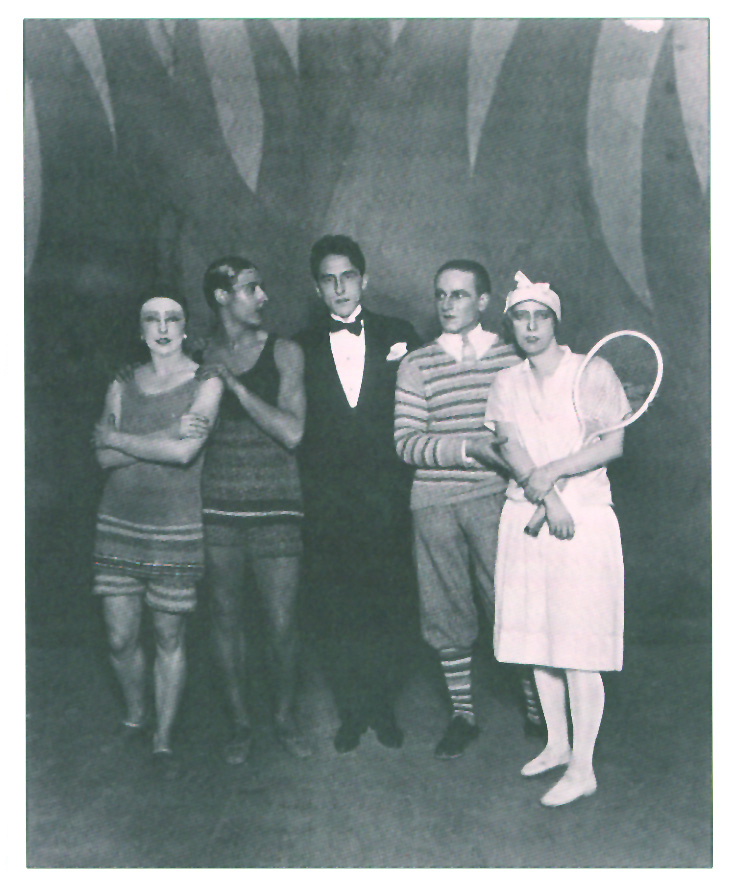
434, 716, 480, 759
334, 722, 366, 754
371, 715, 404, 749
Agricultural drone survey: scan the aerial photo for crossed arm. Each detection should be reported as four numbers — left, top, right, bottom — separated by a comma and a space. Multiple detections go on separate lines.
520, 431, 625, 503
491, 420, 625, 539
93, 376, 224, 469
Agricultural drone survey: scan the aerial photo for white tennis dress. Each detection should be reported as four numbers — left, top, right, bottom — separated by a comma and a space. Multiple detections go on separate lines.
484, 347, 630, 671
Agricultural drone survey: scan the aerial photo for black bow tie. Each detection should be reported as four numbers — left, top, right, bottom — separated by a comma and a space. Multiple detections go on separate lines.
329, 317, 363, 336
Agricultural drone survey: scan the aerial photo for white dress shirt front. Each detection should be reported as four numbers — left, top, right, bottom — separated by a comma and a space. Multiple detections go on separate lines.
329, 307, 366, 408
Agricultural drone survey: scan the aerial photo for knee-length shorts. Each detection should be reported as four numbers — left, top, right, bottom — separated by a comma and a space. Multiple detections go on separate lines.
413, 492, 504, 652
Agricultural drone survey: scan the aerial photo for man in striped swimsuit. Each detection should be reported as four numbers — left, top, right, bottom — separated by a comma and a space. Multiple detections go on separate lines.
395, 259, 543, 759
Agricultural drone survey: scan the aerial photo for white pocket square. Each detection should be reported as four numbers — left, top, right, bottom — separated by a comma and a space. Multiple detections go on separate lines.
386, 342, 408, 361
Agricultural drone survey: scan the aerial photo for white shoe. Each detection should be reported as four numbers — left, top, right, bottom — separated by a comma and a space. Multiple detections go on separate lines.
520, 748, 571, 777
540, 771, 597, 807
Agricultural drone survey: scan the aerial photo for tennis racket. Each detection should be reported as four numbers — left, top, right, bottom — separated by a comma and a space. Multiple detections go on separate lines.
522, 330, 664, 537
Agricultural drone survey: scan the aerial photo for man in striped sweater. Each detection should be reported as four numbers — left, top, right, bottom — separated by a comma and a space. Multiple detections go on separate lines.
395, 259, 542, 759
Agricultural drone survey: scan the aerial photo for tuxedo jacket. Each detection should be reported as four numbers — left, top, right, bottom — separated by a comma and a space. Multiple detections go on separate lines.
296, 308, 421, 549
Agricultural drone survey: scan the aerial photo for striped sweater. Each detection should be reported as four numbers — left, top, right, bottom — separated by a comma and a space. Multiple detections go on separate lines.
394, 334, 521, 509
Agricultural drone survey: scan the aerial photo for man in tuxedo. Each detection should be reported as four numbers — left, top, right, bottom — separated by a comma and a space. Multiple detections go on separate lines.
296, 234, 421, 754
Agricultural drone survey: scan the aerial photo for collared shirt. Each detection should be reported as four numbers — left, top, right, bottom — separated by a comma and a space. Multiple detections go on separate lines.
437, 324, 498, 363
329, 306, 365, 408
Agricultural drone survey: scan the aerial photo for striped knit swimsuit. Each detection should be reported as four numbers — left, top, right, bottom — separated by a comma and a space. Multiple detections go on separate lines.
201, 335, 303, 531
93, 377, 205, 582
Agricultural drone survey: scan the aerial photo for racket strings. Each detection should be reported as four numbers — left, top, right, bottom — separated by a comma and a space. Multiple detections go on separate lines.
575, 357, 631, 434
575, 339, 660, 437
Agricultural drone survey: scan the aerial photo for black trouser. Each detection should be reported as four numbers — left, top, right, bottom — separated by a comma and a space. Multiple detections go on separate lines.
302, 524, 417, 729
317, 622, 402, 728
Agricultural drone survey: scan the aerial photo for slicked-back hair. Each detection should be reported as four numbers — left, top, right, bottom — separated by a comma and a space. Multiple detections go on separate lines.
309, 235, 366, 281
203, 256, 257, 312
434, 259, 491, 297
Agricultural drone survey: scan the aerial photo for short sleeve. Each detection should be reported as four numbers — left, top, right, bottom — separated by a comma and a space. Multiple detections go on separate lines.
483, 369, 512, 430
578, 357, 632, 432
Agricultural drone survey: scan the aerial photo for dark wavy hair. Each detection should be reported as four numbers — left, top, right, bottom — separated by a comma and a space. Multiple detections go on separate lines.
309, 235, 366, 281
202, 256, 257, 312
434, 259, 491, 296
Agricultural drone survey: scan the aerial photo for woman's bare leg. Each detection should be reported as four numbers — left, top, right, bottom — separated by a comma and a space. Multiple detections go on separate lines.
151, 609, 187, 752
103, 596, 146, 726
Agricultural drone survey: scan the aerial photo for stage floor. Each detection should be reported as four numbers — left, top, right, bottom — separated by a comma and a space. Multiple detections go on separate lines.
26, 617, 711, 868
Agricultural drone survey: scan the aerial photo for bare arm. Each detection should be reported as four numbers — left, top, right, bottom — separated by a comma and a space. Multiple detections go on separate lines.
492, 419, 577, 538
95, 381, 138, 469
522, 429, 624, 504
550, 429, 624, 478
213, 339, 305, 450
93, 377, 224, 466
97, 445, 139, 470
486, 420, 535, 482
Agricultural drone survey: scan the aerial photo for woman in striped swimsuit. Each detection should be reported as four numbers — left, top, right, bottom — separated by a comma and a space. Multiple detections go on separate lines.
92, 295, 223, 771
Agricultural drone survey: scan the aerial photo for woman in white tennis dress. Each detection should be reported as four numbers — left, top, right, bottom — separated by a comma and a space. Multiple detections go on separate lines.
483, 273, 629, 807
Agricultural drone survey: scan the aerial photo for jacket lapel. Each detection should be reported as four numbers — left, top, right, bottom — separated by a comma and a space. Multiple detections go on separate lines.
315, 322, 355, 412
356, 310, 383, 412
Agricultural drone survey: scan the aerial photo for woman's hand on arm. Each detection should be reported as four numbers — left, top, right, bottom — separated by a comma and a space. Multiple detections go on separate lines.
530, 428, 625, 489
523, 465, 560, 504
102, 377, 224, 466
178, 413, 211, 439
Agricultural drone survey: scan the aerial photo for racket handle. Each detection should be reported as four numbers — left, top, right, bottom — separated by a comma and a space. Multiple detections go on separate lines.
524, 504, 546, 537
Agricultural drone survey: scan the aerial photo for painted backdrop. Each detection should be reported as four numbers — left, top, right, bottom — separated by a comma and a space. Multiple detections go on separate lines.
24, 19, 710, 641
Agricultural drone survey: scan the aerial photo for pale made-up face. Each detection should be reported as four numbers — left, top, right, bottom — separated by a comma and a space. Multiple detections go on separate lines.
434, 268, 489, 336
316, 254, 367, 319
508, 299, 557, 356
140, 297, 187, 357
221, 267, 268, 328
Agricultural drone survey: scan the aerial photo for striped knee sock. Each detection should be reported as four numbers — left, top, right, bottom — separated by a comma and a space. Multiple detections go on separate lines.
439, 648, 475, 724
521, 671, 545, 730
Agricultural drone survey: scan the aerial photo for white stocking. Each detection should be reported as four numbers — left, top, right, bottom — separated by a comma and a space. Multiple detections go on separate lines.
533, 666, 570, 754
566, 668, 604, 776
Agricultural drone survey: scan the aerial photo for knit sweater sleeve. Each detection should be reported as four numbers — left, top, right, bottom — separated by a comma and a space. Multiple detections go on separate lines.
394, 353, 474, 469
